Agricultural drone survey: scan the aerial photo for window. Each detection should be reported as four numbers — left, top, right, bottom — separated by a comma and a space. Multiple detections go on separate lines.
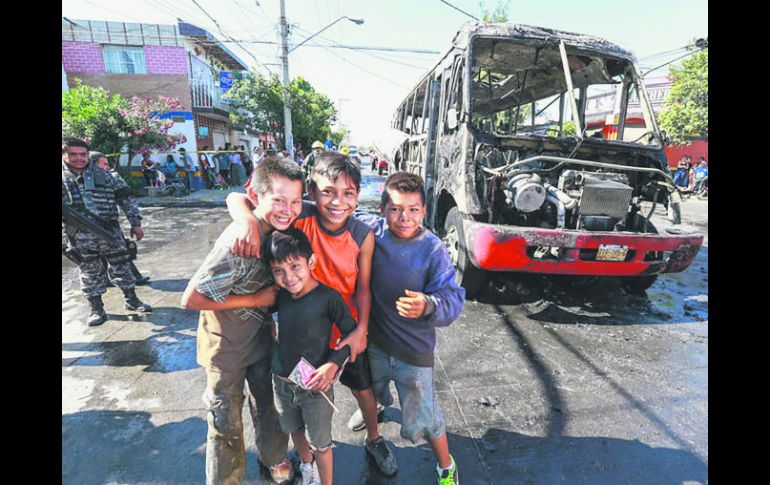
103, 45, 146, 74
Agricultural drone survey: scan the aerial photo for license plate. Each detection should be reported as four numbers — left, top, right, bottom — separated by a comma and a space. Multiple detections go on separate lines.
596, 244, 628, 261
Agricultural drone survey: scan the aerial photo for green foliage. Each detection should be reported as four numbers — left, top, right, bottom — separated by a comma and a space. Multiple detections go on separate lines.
658, 48, 708, 144
62, 79, 186, 167
226, 72, 338, 152
62, 79, 129, 155
330, 128, 347, 147
479, 0, 510, 22
562, 121, 576, 137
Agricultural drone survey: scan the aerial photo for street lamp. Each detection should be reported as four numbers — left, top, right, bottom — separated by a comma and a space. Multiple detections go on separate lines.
289, 16, 364, 53
279, 1, 363, 157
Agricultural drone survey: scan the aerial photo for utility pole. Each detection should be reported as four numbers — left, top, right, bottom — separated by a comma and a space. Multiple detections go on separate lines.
279, 0, 294, 158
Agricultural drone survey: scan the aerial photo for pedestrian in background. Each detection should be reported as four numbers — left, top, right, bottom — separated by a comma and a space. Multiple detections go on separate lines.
241, 145, 253, 177
215, 146, 231, 186
198, 146, 214, 189
179, 148, 197, 193
141, 151, 158, 188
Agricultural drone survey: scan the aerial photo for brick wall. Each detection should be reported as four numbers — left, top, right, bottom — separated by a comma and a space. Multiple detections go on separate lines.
62, 41, 104, 73
145, 46, 189, 75
69, 72, 193, 109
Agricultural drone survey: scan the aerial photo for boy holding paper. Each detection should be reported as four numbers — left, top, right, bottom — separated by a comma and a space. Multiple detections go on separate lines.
264, 227, 357, 485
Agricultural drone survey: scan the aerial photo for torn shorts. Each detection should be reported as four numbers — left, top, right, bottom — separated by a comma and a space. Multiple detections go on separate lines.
272, 376, 335, 450
368, 343, 445, 443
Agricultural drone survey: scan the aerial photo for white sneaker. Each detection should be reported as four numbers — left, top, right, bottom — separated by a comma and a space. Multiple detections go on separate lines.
347, 403, 386, 431
300, 460, 320, 485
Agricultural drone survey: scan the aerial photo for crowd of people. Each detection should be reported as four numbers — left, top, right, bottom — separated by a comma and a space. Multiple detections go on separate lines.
63, 135, 460, 485
673, 154, 709, 198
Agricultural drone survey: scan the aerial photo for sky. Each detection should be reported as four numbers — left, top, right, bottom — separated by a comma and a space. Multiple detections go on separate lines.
61, 0, 708, 147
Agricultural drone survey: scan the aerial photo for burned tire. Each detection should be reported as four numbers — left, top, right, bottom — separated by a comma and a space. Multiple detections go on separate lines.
442, 207, 487, 298
619, 214, 658, 295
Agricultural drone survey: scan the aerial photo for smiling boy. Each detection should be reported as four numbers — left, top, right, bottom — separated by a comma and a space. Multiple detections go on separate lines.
181, 157, 304, 485
265, 228, 358, 485
225, 152, 398, 476
355, 172, 465, 485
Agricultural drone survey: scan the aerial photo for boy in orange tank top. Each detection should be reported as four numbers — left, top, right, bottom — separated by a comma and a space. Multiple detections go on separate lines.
226, 152, 398, 477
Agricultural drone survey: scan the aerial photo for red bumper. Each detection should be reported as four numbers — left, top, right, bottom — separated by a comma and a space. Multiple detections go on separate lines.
465, 221, 703, 276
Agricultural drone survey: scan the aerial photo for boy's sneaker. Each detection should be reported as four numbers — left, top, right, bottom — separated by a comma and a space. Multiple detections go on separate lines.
299, 460, 320, 485
437, 455, 458, 485
365, 436, 398, 476
269, 458, 295, 484
347, 403, 385, 431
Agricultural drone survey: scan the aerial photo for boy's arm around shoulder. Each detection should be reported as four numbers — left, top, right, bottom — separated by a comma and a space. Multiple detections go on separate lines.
421, 243, 466, 327
225, 192, 261, 258
180, 246, 277, 311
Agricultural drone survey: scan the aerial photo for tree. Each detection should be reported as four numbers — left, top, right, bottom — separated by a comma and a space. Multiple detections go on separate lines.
62, 80, 186, 167
226, 72, 338, 152
657, 48, 708, 144
330, 128, 347, 147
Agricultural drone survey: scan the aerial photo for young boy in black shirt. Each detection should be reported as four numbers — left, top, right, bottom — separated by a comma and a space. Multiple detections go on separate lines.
264, 228, 357, 485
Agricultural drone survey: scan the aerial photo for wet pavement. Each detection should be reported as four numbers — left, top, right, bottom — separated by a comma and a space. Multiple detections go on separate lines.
62, 167, 707, 484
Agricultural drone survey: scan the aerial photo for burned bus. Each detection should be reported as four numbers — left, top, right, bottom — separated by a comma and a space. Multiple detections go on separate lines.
391, 23, 703, 296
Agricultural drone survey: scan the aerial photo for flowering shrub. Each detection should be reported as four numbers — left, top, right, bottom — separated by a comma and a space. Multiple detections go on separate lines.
62, 80, 186, 167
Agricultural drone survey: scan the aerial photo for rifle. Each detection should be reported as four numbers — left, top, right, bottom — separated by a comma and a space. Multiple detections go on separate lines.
61, 203, 137, 261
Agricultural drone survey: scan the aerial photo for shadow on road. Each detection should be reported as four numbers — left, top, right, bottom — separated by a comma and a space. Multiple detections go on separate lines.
145, 278, 191, 292
62, 410, 707, 485
471, 249, 707, 327
62, 306, 199, 372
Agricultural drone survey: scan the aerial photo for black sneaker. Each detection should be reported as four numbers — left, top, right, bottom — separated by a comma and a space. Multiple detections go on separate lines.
365, 436, 397, 476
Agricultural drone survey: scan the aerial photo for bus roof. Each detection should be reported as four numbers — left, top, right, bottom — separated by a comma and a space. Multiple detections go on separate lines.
397, 22, 636, 107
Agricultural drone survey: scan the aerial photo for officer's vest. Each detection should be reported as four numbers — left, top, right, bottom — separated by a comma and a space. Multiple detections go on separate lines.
61, 162, 120, 222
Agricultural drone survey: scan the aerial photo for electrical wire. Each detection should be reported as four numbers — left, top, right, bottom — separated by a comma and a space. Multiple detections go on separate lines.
293, 25, 428, 69
438, 0, 479, 21
317, 44, 410, 90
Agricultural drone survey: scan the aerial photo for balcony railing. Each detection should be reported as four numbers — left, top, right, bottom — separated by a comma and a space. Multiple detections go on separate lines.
190, 78, 230, 111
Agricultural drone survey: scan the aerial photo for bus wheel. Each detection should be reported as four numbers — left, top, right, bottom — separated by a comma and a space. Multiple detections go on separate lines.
443, 207, 487, 298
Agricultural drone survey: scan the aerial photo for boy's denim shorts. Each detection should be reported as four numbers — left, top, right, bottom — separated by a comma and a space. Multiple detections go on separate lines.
272, 376, 335, 450
368, 343, 445, 443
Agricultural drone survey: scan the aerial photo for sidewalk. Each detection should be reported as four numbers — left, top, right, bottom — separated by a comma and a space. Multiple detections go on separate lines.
137, 187, 245, 208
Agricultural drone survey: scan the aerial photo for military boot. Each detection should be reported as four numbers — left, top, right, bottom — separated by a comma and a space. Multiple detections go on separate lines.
123, 288, 152, 312
86, 296, 107, 327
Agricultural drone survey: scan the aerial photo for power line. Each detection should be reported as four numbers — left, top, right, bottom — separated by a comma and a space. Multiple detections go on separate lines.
438, 0, 479, 21
293, 25, 428, 70
318, 44, 410, 90
190, 0, 272, 74
643, 48, 702, 76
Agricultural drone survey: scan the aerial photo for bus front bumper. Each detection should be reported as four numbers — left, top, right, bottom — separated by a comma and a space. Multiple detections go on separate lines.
464, 221, 704, 276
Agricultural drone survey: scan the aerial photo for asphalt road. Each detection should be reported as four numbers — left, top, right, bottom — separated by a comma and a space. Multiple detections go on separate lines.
62, 165, 708, 484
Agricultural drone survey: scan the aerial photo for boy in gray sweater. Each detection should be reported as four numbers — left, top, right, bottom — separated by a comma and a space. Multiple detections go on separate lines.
345, 172, 465, 484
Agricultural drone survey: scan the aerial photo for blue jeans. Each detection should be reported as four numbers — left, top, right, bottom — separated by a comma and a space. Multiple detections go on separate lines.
368, 343, 445, 443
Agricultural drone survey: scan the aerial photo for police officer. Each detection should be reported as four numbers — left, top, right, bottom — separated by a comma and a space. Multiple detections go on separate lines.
62, 137, 152, 326
90, 151, 151, 287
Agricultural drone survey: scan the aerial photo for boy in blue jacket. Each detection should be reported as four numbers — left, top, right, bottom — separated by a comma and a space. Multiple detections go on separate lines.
344, 171, 465, 484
